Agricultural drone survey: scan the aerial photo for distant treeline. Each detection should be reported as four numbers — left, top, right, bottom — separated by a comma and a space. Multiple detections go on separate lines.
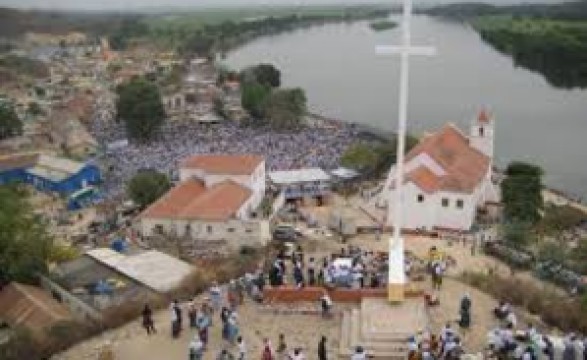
109, 7, 392, 56
420, 1, 587, 21
421, 1, 587, 89
0, 7, 141, 38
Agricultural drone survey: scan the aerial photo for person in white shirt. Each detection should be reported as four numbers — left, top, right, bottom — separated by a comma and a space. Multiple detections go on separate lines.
189, 335, 204, 360
237, 336, 246, 360
351, 346, 367, 360
320, 292, 333, 318
506, 310, 517, 328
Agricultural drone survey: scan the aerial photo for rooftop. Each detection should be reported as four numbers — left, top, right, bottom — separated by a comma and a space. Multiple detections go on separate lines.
180, 154, 263, 175
26, 155, 86, 182
141, 179, 252, 222
0, 153, 38, 172
0, 282, 71, 333
403, 124, 490, 194
269, 168, 331, 185
86, 249, 194, 293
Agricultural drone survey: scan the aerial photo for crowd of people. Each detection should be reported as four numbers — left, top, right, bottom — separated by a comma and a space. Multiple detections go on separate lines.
488, 301, 587, 360
90, 117, 360, 199
407, 323, 466, 360
141, 277, 334, 360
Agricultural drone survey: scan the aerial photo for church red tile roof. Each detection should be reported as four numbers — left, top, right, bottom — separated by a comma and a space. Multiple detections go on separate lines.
404, 124, 490, 194
405, 166, 441, 193
141, 179, 251, 221
180, 154, 263, 175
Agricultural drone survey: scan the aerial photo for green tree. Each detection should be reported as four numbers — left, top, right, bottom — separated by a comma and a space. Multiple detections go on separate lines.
341, 135, 418, 177
240, 64, 281, 88
340, 143, 380, 173
179, 32, 215, 57
116, 77, 166, 141
127, 170, 171, 209
0, 101, 22, 140
501, 161, 544, 224
241, 82, 271, 119
501, 221, 536, 249
263, 88, 307, 130
0, 186, 53, 285
109, 18, 150, 51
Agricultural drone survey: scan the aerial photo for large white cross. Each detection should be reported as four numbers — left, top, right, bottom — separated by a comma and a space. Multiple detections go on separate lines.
376, 0, 436, 302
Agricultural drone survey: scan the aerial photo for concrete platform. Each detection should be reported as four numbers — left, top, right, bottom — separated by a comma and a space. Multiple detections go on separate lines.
339, 298, 429, 359
361, 298, 428, 339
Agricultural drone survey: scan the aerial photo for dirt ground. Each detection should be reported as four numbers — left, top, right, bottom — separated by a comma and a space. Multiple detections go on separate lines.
53, 230, 548, 360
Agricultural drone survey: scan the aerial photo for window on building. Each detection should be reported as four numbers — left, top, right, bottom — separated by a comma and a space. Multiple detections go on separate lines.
154, 225, 164, 234
441, 198, 449, 207
227, 228, 235, 233
479, 127, 484, 137
417, 194, 425, 203
456, 199, 464, 209
207, 225, 213, 234
245, 229, 253, 233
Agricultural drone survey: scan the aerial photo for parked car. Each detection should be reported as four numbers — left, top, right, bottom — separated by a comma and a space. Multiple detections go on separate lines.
273, 225, 298, 242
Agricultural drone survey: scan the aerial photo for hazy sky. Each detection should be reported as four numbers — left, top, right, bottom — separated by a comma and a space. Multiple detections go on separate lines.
0, 0, 566, 11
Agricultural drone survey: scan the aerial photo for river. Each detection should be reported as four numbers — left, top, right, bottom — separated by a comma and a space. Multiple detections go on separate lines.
223, 15, 587, 200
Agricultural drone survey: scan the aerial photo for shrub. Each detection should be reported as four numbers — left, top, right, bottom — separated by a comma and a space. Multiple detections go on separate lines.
460, 271, 587, 333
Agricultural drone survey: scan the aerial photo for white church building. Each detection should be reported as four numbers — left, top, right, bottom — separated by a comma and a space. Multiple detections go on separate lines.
379, 110, 499, 232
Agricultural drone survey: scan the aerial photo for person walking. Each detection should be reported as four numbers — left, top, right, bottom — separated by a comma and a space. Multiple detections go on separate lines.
171, 300, 181, 338
320, 292, 333, 318
196, 309, 210, 347
276, 333, 287, 359
308, 257, 316, 286
459, 293, 471, 329
237, 336, 246, 360
189, 335, 204, 360
318, 336, 327, 360
210, 281, 222, 312
262, 338, 274, 360
142, 304, 156, 335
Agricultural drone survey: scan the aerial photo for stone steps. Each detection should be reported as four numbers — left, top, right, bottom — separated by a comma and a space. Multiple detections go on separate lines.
338, 298, 428, 359
339, 309, 408, 359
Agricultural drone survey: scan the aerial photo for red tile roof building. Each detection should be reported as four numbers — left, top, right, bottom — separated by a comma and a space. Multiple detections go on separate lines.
381, 111, 499, 231
139, 154, 268, 245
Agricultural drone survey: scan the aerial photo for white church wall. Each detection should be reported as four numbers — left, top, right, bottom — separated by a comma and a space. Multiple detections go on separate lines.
434, 191, 476, 230
389, 182, 437, 231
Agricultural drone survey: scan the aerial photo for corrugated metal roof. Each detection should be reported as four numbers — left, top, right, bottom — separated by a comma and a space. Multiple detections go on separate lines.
86, 249, 194, 293
269, 168, 331, 185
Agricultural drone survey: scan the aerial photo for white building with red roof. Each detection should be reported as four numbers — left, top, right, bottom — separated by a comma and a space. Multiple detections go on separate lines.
138, 154, 268, 245
380, 110, 499, 231
179, 154, 265, 211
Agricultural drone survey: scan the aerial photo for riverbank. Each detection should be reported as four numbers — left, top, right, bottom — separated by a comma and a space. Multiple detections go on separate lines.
140, 6, 393, 55
471, 16, 587, 89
